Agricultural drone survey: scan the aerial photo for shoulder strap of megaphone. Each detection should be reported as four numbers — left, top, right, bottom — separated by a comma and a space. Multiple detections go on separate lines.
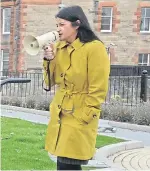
42, 61, 51, 91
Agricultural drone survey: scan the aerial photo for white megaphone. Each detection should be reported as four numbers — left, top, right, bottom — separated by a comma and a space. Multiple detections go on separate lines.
23, 31, 59, 56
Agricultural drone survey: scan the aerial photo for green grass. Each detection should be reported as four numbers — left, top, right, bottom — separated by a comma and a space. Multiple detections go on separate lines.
96, 134, 124, 148
1, 117, 124, 170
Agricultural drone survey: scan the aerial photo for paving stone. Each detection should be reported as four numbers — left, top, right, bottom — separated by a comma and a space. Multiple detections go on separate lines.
109, 147, 150, 171
138, 153, 150, 170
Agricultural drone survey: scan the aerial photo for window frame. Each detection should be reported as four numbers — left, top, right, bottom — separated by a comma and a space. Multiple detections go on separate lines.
2, 8, 11, 35
1, 50, 9, 73
1, 50, 4, 73
138, 53, 150, 66
101, 7, 113, 33
140, 7, 150, 33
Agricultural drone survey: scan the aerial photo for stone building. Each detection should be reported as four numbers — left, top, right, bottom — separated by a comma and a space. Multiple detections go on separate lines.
1, 0, 150, 73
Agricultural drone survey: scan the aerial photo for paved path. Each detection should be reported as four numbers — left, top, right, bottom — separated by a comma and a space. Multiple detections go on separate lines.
1, 108, 49, 125
98, 120, 150, 146
109, 147, 150, 171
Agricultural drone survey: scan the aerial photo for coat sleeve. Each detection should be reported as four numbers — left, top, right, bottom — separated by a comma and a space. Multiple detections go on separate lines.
43, 58, 56, 87
81, 41, 110, 124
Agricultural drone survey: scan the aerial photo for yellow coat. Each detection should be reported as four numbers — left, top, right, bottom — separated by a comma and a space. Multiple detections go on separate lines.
43, 38, 110, 160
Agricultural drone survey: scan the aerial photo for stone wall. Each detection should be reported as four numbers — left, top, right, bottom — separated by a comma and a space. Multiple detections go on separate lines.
22, 4, 60, 71
7, 0, 150, 71
21, 0, 94, 71
95, 0, 150, 65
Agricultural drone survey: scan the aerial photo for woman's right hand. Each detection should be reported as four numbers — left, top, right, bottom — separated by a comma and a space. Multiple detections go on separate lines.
43, 43, 55, 61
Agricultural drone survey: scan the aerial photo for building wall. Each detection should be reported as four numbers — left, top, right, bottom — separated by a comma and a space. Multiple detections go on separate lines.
20, 0, 94, 71
1, 0, 150, 72
95, 0, 150, 65
1, 0, 14, 72
21, 0, 61, 71
10, 0, 22, 72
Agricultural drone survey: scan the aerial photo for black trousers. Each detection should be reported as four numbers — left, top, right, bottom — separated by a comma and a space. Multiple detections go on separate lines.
57, 159, 82, 170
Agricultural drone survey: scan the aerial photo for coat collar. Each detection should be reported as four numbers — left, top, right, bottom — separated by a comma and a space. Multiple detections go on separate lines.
56, 38, 84, 50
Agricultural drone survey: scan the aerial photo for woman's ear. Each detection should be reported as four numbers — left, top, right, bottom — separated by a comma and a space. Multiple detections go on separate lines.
72, 20, 80, 29
76, 20, 80, 26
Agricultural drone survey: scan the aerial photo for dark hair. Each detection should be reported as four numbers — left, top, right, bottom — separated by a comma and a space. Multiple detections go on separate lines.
55, 5, 101, 43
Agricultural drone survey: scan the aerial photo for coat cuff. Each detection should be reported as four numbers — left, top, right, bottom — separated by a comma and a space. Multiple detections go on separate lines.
81, 107, 100, 124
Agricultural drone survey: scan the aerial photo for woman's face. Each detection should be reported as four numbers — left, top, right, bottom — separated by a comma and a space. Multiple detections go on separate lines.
56, 18, 78, 43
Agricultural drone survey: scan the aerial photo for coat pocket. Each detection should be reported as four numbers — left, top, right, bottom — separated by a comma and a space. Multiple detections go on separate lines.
81, 107, 100, 124
72, 108, 88, 125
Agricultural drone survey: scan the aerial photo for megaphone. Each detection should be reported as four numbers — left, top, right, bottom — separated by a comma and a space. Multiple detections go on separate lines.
23, 31, 59, 56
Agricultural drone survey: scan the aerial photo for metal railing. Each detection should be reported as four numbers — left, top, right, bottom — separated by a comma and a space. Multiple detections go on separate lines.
110, 65, 150, 76
1, 70, 150, 106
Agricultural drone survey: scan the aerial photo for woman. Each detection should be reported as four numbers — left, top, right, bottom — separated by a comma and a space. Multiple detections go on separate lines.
43, 5, 110, 170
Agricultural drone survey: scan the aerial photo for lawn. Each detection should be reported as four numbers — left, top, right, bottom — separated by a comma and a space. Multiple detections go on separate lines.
1, 117, 124, 170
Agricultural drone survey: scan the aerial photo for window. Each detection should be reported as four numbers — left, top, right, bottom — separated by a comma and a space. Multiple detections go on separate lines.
140, 8, 150, 32
101, 7, 113, 32
2, 8, 11, 34
138, 54, 150, 66
1, 50, 9, 76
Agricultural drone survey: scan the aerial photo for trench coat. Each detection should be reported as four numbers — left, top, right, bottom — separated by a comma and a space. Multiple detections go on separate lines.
43, 38, 110, 160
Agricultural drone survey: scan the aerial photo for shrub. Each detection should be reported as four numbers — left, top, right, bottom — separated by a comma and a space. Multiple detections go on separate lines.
1, 92, 53, 111
132, 102, 150, 126
23, 95, 36, 109
101, 98, 133, 123
1, 96, 22, 107
35, 95, 53, 111
1, 96, 10, 105
1, 93, 150, 126
9, 96, 22, 107
101, 98, 150, 126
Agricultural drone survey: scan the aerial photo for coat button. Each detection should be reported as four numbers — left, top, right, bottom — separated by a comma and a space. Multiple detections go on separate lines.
58, 105, 61, 109
58, 120, 61, 124
60, 73, 63, 77
93, 114, 97, 118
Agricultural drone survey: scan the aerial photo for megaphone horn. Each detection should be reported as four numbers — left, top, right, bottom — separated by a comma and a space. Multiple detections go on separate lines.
23, 31, 59, 56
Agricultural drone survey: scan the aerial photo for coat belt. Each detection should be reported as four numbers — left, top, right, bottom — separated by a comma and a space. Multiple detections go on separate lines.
60, 89, 88, 111
60, 89, 88, 97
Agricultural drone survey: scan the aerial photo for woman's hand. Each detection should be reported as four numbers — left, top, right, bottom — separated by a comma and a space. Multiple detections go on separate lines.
43, 44, 55, 61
